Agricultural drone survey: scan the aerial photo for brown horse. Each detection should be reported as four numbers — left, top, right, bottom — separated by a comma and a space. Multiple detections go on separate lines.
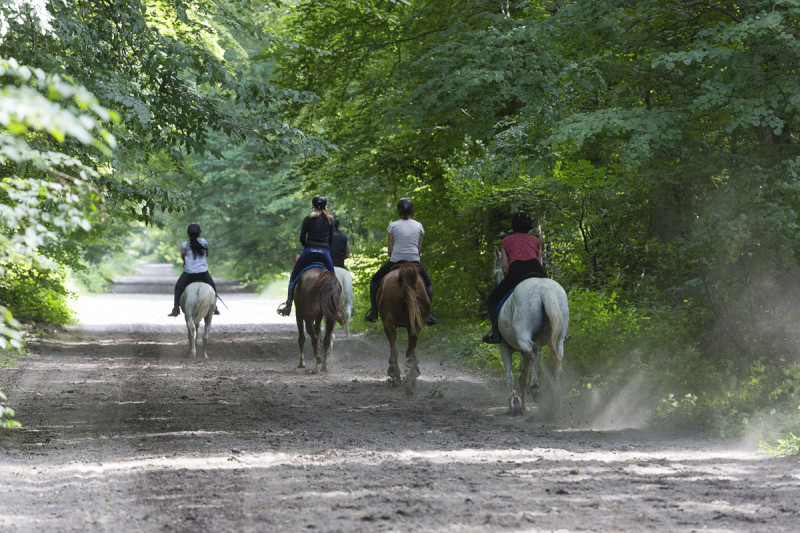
377, 262, 430, 392
293, 267, 346, 373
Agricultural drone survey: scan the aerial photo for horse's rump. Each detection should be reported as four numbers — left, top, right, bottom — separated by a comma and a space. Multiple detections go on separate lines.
181, 282, 215, 321
500, 278, 568, 372
377, 262, 428, 335
295, 268, 346, 324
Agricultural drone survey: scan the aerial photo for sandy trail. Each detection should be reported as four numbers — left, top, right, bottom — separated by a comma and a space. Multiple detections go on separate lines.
1, 264, 799, 532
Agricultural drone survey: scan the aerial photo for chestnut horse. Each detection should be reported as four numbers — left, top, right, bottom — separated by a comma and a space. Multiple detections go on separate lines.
377, 262, 430, 392
293, 266, 346, 373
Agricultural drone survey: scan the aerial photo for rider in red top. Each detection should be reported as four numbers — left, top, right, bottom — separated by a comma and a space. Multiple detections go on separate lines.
482, 211, 547, 344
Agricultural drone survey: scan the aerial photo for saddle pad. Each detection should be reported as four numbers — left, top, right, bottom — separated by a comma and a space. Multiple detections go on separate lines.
297, 263, 326, 278
496, 288, 515, 314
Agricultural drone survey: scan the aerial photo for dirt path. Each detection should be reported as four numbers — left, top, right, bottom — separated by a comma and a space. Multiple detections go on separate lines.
2, 264, 799, 532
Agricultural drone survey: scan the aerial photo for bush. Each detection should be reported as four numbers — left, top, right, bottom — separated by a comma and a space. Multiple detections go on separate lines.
0, 261, 75, 325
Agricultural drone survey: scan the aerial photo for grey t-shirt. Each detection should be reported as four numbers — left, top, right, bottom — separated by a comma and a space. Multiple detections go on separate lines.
181, 238, 209, 274
388, 218, 424, 262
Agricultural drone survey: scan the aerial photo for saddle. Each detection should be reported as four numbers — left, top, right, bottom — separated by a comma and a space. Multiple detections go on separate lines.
496, 289, 516, 314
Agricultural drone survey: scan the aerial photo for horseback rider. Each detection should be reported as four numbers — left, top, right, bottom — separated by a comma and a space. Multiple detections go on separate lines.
168, 223, 220, 316
364, 198, 438, 326
330, 215, 350, 269
482, 211, 547, 343
277, 195, 336, 316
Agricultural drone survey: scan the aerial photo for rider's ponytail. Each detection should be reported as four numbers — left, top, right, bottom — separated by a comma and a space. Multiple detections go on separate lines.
187, 223, 206, 258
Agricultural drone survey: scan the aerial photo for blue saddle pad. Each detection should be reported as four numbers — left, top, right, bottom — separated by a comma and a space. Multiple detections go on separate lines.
496, 289, 515, 314
297, 263, 326, 277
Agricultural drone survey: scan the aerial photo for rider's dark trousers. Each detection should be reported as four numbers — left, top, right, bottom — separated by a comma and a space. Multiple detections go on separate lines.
173, 271, 217, 309
486, 259, 547, 323
369, 261, 433, 310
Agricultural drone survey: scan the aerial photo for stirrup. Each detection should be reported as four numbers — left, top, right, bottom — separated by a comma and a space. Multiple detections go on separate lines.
213, 308, 220, 315
277, 302, 291, 316
364, 308, 378, 322
426, 313, 438, 326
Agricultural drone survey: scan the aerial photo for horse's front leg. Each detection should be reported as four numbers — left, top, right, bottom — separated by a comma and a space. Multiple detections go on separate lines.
307, 318, 321, 373
383, 321, 401, 386
296, 316, 306, 369
321, 318, 335, 372
499, 343, 514, 393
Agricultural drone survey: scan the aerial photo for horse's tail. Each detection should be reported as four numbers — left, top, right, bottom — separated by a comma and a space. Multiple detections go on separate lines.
399, 264, 424, 336
317, 270, 347, 325
541, 283, 565, 375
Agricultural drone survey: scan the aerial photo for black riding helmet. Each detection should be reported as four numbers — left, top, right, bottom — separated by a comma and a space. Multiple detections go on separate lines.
187, 223, 201, 236
312, 195, 327, 209
511, 211, 533, 233
397, 197, 414, 217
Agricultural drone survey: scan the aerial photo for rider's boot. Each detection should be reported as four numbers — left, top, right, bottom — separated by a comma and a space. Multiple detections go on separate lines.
277, 300, 292, 316
364, 307, 379, 322
168, 306, 180, 317
213, 307, 220, 315
426, 311, 438, 326
482, 317, 501, 344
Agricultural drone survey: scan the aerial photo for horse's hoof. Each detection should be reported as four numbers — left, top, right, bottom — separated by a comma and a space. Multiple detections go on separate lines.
387, 366, 398, 378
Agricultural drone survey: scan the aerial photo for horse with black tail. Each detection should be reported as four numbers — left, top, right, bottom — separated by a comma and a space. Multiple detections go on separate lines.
377, 262, 430, 393
293, 266, 347, 373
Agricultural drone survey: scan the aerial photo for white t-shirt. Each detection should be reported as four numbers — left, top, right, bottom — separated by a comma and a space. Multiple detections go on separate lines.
388, 218, 424, 262
181, 238, 209, 274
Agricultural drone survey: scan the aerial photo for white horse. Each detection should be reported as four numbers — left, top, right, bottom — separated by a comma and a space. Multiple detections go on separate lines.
493, 251, 569, 411
180, 282, 215, 358
334, 267, 353, 339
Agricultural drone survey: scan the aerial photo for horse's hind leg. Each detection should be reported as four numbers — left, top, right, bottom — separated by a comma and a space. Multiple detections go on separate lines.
499, 343, 514, 393
321, 318, 334, 372
296, 317, 306, 369
186, 316, 197, 358
307, 318, 321, 374
201, 315, 211, 359
518, 350, 533, 411
383, 322, 401, 386
529, 346, 541, 403
403, 332, 420, 395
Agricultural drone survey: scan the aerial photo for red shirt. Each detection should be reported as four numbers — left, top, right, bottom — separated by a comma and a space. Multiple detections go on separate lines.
502, 233, 541, 264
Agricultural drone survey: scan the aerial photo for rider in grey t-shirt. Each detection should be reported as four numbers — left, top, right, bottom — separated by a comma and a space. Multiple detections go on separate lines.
364, 198, 437, 325
168, 223, 219, 316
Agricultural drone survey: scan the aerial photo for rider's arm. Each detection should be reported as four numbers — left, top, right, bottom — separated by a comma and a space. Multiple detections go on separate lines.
501, 248, 510, 275
299, 217, 309, 247
417, 234, 423, 254
387, 233, 394, 257
345, 239, 350, 259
